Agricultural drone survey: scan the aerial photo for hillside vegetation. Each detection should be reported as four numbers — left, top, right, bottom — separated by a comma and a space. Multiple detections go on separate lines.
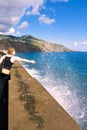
0, 34, 71, 52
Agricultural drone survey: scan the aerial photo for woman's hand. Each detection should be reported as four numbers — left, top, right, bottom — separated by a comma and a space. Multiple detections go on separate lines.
30, 60, 36, 64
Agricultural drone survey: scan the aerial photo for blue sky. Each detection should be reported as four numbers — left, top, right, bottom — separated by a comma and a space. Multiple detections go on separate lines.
0, 0, 87, 51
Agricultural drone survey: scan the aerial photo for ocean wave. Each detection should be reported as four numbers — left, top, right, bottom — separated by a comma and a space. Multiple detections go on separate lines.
22, 63, 82, 122
21, 64, 41, 79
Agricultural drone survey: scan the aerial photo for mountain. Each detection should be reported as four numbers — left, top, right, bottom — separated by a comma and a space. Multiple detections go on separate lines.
0, 34, 71, 52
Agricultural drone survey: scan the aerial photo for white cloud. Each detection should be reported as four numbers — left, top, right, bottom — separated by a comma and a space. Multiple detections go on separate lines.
74, 42, 78, 46
0, 0, 44, 33
26, 0, 44, 15
6, 27, 15, 35
18, 21, 29, 30
0, 27, 21, 36
73, 41, 87, 47
39, 14, 56, 25
51, 0, 69, 2
0, 32, 3, 35
11, 16, 20, 25
0, 28, 15, 35
16, 31, 21, 35
80, 41, 87, 45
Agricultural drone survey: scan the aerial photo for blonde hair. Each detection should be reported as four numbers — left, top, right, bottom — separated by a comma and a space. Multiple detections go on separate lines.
7, 47, 15, 55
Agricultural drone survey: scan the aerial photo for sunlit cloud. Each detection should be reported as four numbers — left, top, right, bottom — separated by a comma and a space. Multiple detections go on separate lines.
0, 28, 21, 36
73, 40, 87, 51
25, 0, 44, 15
6, 28, 15, 35
74, 40, 87, 47
11, 16, 20, 25
51, 0, 69, 2
39, 14, 56, 25
0, 32, 3, 35
74, 42, 78, 46
18, 21, 29, 30
0, 0, 44, 34
16, 31, 21, 35
80, 41, 87, 45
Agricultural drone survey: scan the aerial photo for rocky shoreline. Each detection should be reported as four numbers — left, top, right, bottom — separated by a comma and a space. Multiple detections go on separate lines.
9, 62, 80, 130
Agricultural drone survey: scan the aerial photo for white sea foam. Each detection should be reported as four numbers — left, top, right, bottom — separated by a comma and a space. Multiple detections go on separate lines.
21, 63, 84, 125
21, 63, 40, 79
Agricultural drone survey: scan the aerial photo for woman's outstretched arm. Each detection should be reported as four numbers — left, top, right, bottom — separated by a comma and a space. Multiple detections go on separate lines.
11, 56, 36, 64
17, 58, 36, 64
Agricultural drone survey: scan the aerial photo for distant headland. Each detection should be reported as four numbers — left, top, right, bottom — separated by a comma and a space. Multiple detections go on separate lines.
0, 34, 71, 52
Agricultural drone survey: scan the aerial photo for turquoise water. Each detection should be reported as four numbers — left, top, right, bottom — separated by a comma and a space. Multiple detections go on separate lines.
17, 52, 87, 130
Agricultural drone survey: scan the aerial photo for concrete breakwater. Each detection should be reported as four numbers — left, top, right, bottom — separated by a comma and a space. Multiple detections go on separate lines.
9, 62, 80, 130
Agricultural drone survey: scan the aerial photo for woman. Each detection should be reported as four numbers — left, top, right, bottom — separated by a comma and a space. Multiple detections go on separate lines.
0, 47, 36, 102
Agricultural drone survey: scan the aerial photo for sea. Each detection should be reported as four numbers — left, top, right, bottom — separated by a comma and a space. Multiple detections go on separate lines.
16, 52, 87, 130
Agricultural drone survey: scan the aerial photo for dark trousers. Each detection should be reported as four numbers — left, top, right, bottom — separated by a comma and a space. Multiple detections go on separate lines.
0, 77, 8, 130
0, 77, 8, 100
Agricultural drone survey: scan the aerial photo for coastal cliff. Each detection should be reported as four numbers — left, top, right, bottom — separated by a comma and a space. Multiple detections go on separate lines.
0, 34, 71, 52
9, 62, 80, 130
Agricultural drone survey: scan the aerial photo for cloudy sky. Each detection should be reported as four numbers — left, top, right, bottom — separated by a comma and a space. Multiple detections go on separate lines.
0, 0, 87, 51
